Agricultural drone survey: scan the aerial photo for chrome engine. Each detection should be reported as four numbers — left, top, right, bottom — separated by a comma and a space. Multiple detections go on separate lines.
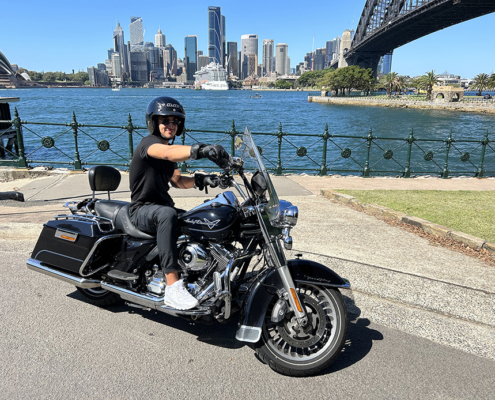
178, 242, 232, 272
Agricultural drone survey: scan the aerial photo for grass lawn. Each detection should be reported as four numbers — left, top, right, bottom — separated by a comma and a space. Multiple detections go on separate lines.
336, 190, 495, 243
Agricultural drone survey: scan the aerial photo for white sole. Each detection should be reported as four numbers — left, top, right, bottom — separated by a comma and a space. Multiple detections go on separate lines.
164, 298, 199, 310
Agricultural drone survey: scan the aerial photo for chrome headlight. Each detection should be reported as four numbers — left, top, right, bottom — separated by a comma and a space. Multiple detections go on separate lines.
271, 200, 298, 228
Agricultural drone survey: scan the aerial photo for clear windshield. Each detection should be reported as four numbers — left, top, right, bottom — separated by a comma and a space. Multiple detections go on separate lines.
236, 127, 281, 222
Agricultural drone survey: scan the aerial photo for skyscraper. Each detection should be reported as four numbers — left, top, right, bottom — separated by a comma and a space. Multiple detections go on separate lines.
221, 15, 226, 67
208, 6, 222, 64
155, 29, 166, 48
262, 39, 274, 77
325, 37, 340, 67
163, 43, 177, 77
241, 34, 258, 79
184, 35, 198, 82
113, 22, 128, 74
130, 17, 144, 52
227, 42, 238, 77
313, 48, 325, 70
377, 52, 393, 75
275, 43, 288, 76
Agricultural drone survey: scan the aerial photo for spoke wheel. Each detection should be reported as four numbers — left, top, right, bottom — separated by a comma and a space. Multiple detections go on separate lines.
76, 287, 121, 307
255, 284, 348, 376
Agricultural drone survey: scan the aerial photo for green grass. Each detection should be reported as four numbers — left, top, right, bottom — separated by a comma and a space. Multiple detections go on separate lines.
336, 190, 495, 243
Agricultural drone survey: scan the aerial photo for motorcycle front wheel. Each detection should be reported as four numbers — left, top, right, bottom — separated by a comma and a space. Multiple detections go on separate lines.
254, 284, 348, 377
76, 287, 121, 307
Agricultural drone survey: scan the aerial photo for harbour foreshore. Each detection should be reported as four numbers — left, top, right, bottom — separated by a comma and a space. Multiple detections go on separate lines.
309, 95, 495, 114
1, 168, 494, 359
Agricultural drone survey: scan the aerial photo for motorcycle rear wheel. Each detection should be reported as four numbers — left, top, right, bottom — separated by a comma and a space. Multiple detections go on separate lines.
254, 284, 348, 377
76, 287, 121, 307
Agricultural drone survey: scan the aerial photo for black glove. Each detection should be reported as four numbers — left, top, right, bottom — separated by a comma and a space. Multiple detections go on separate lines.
194, 174, 219, 193
198, 144, 231, 169
189, 143, 207, 161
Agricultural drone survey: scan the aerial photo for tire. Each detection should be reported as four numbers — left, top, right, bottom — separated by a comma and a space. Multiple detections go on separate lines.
76, 287, 121, 307
254, 284, 348, 377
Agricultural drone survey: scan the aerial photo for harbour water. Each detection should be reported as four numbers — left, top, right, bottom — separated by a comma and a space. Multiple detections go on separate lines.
1, 88, 495, 175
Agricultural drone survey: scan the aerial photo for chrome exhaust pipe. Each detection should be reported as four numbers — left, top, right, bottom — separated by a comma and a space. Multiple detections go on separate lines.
100, 281, 211, 317
26, 258, 101, 289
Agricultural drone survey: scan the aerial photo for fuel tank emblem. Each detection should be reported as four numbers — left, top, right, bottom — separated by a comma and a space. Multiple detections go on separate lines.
184, 218, 221, 230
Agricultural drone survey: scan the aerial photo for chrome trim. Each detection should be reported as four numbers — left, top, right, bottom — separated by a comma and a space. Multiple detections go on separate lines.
235, 325, 262, 343
54, 213, 115, 233
295, 279, 351, 289
26, 258, 101, 288
34, 250, 84, 263
79, 234, 126, 277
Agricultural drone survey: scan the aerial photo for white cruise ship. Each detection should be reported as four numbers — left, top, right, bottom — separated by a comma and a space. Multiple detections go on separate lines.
194, 62, 229, 90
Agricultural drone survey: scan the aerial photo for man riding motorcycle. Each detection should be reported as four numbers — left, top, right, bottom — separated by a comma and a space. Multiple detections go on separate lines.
129, 96, 230, 310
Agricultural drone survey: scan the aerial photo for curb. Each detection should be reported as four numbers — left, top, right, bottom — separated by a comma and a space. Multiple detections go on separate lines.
321, 189, 495, 256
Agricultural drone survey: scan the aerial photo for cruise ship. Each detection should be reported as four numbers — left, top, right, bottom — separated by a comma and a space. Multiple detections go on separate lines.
194, 62, 229, 90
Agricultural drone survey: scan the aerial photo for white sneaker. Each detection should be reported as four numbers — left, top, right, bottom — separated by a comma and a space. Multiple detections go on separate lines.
164, 279, 199, 310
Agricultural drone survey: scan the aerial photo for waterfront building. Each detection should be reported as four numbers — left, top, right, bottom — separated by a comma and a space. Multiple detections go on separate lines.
184, 35, 198, 82
155, 29, 166, 48
129, 51, 149, 82
313, 48, 325, 70
113, 22, 129, 74
145, 44, 163, 80
286, 56, 290, 75
97, 63, 106, 71
275, 43, 288, 76
227, 42, 238, 77
325, 37, 340, 67
197, 55, 209, 70
222, 15, 226, 66
104, 59, 113, 75
238, 51, 242, 79
208, 6, 222, 64
87, 67, 109, 86
111, 53, 122, 81
241, 34, 258, 79
377, 52, 393, 75
248, 54, 258, 77
163, 44, 177, 77
263, 39, 274, 77
130, 17, 144, 52
338, 30, 352, 68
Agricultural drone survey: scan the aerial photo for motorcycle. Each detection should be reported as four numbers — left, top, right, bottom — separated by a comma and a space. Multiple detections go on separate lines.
27, 128, 350, 376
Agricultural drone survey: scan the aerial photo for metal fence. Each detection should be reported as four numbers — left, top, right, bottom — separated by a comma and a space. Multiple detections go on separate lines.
1, 107, 494, 178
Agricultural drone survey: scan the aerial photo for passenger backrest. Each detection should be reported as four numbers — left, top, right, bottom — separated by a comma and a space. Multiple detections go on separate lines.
88, 166, 121, 199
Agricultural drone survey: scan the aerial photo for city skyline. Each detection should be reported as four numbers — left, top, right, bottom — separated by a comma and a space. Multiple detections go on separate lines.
2, 0, 495, 78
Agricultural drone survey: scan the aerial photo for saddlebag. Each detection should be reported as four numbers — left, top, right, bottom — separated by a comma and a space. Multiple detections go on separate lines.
31, 219, 118, 275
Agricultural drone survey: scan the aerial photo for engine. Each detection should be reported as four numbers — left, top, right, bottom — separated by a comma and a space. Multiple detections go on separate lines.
178, 242, 232, 272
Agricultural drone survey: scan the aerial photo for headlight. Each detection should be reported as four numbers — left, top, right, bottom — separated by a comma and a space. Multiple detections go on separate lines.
271, 200, 298, 228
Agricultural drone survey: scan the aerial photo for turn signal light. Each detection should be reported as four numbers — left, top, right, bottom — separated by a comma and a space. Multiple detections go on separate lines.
290, 288, 302, 312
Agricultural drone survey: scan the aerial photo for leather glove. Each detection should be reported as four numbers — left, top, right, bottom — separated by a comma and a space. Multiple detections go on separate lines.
198, 144, 231, 169
194, 174, 219, 193
189, 143, 207, 161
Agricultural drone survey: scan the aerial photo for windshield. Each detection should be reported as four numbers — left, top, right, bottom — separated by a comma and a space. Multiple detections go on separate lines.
236, 127, 281, 222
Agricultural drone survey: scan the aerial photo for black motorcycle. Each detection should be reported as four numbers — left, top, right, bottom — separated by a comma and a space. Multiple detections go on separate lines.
27, 128, 350, 376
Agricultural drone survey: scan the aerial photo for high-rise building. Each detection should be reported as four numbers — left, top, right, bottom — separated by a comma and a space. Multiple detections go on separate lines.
163, 43, 177, 77
208, 6, 222, 64
248, 54, 258, 77
377, 52, 393, 75
275, 43, 288, 76
313, 48, 325, 70
241, 34, 258, 79
88, 67, 109, 86
286, 57, 290, 75
262, 39, 274, 77
325, 37, 340, 67
111, 52, 122, 81
130, 17, 144, 52
113, 23, 129, 74
184, 35, 198, 82
197, 55, 209, 70
129, 51, 149, 82
155, 29, 166, 48
145, 43, 163, 80
227, 42, 238, 77
97, 63, 106, 71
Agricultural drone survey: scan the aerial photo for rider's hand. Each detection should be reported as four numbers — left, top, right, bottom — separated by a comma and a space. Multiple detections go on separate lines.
199, 145, 231, 169
189, 143, 207, 161
194, 174, 219, 192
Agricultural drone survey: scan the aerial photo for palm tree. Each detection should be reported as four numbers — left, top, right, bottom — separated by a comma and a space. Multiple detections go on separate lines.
471, 73, 490, 96
423, 70, 440, 100
395, 76, 407, 95
381, 72, 398, 98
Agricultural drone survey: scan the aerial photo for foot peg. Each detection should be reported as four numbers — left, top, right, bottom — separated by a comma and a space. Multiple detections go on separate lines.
107, 270, 138, 281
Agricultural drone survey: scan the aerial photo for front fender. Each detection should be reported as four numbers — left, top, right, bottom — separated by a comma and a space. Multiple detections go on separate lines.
235, 258, 350, 343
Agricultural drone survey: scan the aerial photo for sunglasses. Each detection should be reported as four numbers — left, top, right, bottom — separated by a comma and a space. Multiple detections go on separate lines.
158, 118, 181, 126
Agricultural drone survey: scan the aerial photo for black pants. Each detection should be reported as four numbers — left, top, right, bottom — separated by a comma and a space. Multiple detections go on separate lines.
130, 204, 180, 273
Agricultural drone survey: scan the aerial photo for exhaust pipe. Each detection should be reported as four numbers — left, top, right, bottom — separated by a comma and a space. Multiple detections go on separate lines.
27, 258, 101, 289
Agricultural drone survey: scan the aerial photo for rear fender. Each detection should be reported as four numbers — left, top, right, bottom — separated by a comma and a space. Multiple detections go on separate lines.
235, 258, 350, 343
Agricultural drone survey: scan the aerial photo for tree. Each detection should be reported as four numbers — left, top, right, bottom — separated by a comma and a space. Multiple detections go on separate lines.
275, 79, 292, 89
296, 69, 332, 87
42, 72, 57, 82
422, 70, 439, 100
489, 73, 495, 90
395, 76, 407, 95
471, 73, 490, 96
73, 72, 89, 82
408, 77, 423, 95
380, 72, 398, 98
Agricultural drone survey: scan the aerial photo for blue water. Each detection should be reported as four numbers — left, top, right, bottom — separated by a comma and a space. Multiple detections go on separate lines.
2, 88, 495, 176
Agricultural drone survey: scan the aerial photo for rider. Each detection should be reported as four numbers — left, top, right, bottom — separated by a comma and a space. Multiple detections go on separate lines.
129, 96, 229, 310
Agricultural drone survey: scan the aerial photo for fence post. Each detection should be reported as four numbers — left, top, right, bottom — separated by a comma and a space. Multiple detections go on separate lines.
180, 127, 187, 173
404, 128, 415, 178
441, 130, 453, 179
126, 114, 135, 165
71, 112, 82, 170
476, 131, 489, 178
13, 108, 27, 168
276, 122, 283, 176
363, 128, 373, 177
319, 123, 329, 176
229, 119, 237, 157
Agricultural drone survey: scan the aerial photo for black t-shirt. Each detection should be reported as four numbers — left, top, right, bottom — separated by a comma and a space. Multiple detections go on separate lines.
129, 135, 178, 215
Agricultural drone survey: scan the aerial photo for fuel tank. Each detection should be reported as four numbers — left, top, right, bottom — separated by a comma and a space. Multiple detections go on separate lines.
179, 191, 239, 242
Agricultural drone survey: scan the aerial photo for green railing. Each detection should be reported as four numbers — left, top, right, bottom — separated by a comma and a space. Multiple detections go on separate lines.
1, 108, 494, 178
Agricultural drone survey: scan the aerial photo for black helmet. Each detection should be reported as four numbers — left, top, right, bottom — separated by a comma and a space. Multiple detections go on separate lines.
145, 96, 186, 138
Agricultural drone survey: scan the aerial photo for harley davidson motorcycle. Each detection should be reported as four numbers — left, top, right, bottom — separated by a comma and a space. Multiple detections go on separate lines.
27, 128, 350, 376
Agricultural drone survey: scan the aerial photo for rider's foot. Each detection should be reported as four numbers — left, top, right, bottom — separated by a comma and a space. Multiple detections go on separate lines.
164, 279, 199, 310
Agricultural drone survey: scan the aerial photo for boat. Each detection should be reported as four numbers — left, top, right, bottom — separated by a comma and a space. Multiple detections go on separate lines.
194, 62, 229, 91
250, 93, 262, 98
111, 85, 121, 91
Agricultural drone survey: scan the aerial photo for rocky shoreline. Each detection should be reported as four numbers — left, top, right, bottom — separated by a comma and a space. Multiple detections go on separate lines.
308, 95, 495, 114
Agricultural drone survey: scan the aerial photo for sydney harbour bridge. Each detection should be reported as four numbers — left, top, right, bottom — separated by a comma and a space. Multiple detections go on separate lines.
333, 0, 495, 74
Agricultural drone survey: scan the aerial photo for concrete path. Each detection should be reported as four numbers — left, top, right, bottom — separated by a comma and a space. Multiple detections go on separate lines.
0, 169, 494, 361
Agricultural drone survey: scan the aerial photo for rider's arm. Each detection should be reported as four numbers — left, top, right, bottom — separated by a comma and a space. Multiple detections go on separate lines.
147, 144, 191, 162
170, 169, 194, 189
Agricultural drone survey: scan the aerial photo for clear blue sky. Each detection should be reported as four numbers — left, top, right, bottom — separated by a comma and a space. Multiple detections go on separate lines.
2, 0, 494, 78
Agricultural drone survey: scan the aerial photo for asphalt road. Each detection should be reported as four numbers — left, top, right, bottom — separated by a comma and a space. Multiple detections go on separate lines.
1, 239, 494, 400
